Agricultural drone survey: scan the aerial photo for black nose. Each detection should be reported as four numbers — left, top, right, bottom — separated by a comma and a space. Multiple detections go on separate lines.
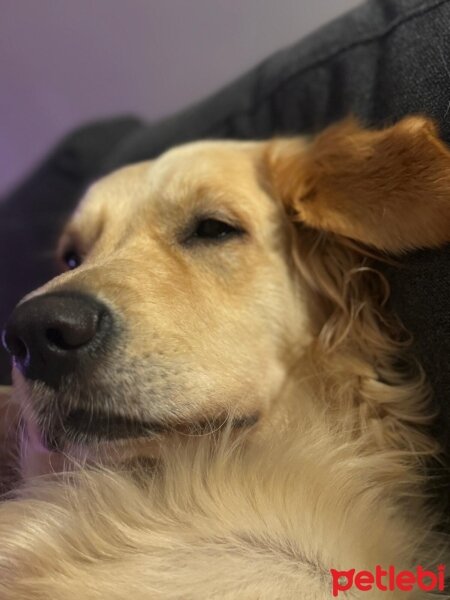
2, 292, 113, 388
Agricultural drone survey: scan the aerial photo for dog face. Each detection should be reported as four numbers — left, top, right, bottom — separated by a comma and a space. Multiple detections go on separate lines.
5, 116, 450, 464
5, 140, 312, 455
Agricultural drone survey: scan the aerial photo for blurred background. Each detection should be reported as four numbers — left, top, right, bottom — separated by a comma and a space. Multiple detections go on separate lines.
1, 0, 360, 195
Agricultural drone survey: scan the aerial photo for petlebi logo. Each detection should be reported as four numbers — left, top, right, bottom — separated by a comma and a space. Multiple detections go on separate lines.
330, 565, 446, 596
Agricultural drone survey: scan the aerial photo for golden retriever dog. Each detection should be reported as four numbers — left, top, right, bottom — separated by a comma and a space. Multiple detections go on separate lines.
1, 116, 450, 599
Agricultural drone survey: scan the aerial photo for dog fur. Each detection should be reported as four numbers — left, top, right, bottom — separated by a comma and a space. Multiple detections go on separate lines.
1, 116, 450, 598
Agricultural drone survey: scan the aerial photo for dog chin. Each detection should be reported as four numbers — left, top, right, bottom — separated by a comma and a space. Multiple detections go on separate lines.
20, 409, 261, 480
20, 417, 163, 480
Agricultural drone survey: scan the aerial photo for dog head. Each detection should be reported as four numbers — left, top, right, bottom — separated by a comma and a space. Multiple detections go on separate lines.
4, 116, 450, 461
5, 140, 311, 455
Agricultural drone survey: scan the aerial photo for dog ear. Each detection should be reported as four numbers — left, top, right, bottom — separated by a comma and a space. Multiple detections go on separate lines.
265, 116, 450, 252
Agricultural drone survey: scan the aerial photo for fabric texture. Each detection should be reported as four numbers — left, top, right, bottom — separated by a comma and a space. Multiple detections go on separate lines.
0, 0, 449, 451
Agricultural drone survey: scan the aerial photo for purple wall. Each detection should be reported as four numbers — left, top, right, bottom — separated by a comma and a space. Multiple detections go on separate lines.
0, 0, 360, 194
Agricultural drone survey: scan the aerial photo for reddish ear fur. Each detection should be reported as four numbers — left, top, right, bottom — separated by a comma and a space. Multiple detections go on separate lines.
266, 116, 450, 252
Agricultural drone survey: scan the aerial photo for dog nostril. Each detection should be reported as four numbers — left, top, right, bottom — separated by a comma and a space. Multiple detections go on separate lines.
46, 327, 72, 351
6, 336, 28, 362
44, 313, 101, 351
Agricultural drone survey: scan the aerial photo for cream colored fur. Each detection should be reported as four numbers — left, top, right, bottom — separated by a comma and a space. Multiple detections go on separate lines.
1, 116, 450, 598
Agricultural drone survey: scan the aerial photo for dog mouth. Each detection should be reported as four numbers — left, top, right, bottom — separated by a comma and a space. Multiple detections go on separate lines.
31, 409, 260, 453
36, 409, 168, 451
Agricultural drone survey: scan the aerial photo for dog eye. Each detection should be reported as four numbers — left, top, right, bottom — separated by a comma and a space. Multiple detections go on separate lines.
189, 218, 244, 242
62, 249, 82, 270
